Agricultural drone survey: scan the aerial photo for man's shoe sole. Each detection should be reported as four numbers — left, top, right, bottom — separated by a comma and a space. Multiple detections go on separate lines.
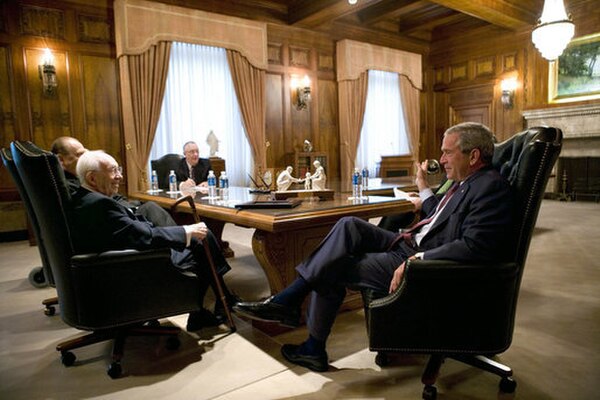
232, 306, 300, 328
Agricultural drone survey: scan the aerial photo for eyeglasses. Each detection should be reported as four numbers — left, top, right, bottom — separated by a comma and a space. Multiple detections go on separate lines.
108, 165, 123, 176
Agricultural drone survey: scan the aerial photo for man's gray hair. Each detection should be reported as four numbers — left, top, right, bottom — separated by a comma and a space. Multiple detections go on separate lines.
444, 122, 495, 164
76, 150, 109, 182
183, 141, 197, 153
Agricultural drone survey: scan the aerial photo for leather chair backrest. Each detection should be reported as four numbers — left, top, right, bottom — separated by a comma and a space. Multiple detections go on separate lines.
493, 126, 562, 268
1, 146, 55, 286
150, 153, 183, 190
11, 141, 78, 325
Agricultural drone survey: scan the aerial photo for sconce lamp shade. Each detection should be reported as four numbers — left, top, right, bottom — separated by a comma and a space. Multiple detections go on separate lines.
500, 78, 517, 109
39, 48, 58, 96
291, 75, 311, 110
532, 0, 575, 61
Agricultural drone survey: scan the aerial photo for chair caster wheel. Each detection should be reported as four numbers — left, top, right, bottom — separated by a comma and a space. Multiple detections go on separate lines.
422, 384, 437, 400
107, 362, 122, 379
166, 336, 181, 350
375, 352, 389, 367
61, 351, 76, 367
500, 376, 517, 393
29, 266, 48, 288
44, 306, 56, 316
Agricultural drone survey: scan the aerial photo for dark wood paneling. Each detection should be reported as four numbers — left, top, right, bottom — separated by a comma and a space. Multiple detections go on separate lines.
265, 72, 284, 168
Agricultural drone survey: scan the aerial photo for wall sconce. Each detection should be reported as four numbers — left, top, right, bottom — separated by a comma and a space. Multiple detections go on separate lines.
501, 78, 517, 109
291, 75, 311, 110
38, 48, 57, 96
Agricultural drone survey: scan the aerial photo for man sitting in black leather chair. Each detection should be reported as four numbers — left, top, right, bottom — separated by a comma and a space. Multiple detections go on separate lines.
51, 136, 175, 227
234, 122, 516, 372
69, 150, 236, 331
177, 141, 212, 190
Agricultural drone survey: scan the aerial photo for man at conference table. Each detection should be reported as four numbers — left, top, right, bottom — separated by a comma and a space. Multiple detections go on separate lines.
233, 122, 516, 372
176, 141, 212, 189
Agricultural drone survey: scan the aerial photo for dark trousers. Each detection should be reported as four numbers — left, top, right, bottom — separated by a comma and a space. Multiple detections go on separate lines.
296, 216, 416, 341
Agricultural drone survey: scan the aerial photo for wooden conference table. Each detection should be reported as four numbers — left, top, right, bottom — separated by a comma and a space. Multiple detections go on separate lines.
131, 186, 413, 311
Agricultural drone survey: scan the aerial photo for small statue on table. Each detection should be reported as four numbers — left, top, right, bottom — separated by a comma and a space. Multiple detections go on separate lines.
276, 166, 303, 191
310, 160, 326, 191
304, 172, 311, 190
206, 130, 219, 157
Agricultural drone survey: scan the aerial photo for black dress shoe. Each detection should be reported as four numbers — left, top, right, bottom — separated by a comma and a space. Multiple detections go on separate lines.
281, 344, 329, 372
186, 308, 221, 331
232, 296, 301, 328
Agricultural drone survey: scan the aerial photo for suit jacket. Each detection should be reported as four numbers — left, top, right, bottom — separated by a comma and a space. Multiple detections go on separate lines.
175, 157, 212, 185
418, 166, 514, 263
69, 187, 187, 255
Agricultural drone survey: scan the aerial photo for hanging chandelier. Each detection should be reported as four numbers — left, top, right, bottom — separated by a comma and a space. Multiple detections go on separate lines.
531, 0, 575, 61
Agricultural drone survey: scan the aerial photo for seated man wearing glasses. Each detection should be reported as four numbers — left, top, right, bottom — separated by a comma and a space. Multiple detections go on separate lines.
68, 150, 236, 331
51, 136, 174, 227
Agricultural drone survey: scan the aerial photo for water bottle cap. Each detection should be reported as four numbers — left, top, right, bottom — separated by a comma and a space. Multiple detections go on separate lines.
169, 170, 174, 174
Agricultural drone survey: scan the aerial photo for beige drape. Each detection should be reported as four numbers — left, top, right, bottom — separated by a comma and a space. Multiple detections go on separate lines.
399, 74, 421, 162
226, 50, 267, 174
338, 72, 369, 191
120, 42, 171, 192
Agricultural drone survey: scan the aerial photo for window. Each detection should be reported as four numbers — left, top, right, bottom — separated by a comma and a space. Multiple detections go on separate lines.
355, 70, 410, 176
151, 42, 252, 186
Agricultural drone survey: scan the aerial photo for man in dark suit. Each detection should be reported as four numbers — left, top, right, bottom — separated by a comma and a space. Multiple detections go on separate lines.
51, 136, 175, 227
234, 122, 515, 372
69, 150, 234, 331
176, 141, 212, 188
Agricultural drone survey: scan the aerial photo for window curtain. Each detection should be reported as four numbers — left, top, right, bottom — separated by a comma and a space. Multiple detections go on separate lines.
151, 42, 252, 186
122, 41, 171, 192
226, 50, 267, 175
399, 75, 421, 162
355, 70, 410, 177
338, 72, 369, 191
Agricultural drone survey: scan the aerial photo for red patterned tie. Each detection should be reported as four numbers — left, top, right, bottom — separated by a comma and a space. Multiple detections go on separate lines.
388, 183, 459, 250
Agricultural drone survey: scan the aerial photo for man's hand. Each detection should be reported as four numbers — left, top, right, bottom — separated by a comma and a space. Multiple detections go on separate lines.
406, 192, 423, 211
179, 179, 196, 191
187, 222, 208, 240
389, 255, 417, 293
389, 261, 406, 293
414, 161, 430, 192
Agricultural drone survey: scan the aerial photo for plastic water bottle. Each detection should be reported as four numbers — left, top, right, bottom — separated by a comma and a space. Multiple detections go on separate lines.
361, 167, 369, 190
207, 170, 217, 198
219, 171, 229, 198
352, 168, 361, 199
151, 170, 158, 191
168, 170, 177, 193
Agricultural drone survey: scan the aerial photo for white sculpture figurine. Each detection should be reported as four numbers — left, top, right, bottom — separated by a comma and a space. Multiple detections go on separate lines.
303, 139, 313, 152
206, 130, 219, 157
310, 160, 326, 190
304, 172, 311, 190
276, 166, 302, 191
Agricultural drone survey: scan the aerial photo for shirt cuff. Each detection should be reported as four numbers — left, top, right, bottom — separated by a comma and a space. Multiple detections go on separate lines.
414, 252, 424, 260
183, 225, 193, 247
419, 188, 434, 202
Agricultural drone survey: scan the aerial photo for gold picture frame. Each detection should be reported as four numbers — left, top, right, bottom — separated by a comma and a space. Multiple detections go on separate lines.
549, 33, 600, 103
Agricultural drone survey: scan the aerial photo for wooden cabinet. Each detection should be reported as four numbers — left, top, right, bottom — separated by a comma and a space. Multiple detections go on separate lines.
294, 152, 328, 178
378, 155, 414, 178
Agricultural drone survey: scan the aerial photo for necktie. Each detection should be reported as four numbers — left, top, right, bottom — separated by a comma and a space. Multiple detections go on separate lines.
388, 182, 459, 250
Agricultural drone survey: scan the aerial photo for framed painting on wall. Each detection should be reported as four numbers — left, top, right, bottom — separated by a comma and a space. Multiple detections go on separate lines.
549, 33, 600, 103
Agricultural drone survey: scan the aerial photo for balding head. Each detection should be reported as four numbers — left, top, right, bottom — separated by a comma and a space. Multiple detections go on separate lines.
77, 150, 122, 196
50, 137, 87, 176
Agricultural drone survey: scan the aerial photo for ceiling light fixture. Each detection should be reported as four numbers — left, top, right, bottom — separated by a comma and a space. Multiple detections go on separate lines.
532, 0, 575, 61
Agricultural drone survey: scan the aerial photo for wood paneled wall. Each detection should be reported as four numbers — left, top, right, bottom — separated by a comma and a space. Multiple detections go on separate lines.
265, 24, 339, 183
0, 0, 120, 202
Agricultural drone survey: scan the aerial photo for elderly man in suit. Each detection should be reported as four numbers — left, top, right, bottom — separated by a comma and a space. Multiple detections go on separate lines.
234, 122, 515, 372
69, 150, 235, 331
176, 141, 212, 189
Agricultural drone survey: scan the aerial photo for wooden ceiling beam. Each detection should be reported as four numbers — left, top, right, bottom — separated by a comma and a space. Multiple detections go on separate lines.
356, 0, 422, 24
288, 0, 383, 28
427, 0, 538, 29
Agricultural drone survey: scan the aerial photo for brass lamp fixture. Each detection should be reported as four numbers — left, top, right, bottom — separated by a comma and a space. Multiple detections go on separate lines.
501, 78, 518, 109
532, 0, 575, 61
38, 48, 57, 96
291, 75, 311, 110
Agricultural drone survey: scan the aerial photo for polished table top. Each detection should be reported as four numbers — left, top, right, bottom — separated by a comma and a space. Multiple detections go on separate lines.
131, 186, 414, 233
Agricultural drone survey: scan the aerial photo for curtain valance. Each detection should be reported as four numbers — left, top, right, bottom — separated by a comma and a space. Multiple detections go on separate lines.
114, 0, 268, 70
336, 39, 422, 90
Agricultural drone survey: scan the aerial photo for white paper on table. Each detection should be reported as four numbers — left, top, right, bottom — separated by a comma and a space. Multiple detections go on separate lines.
393, 188, 411, 200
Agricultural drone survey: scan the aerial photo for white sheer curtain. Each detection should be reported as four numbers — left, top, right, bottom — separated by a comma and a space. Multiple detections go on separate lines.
151, 42, 252, 186
355, 70, 410, 176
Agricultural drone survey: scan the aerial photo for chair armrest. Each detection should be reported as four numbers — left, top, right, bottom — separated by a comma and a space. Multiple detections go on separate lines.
367, 259, 520, 354
67, 248, 200, 330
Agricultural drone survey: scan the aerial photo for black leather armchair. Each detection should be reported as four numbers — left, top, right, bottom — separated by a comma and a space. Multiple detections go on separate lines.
364, 127, 562, 399
1, 146, 59, 315
10, 141, 204, 378
151, 153, 183, 190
